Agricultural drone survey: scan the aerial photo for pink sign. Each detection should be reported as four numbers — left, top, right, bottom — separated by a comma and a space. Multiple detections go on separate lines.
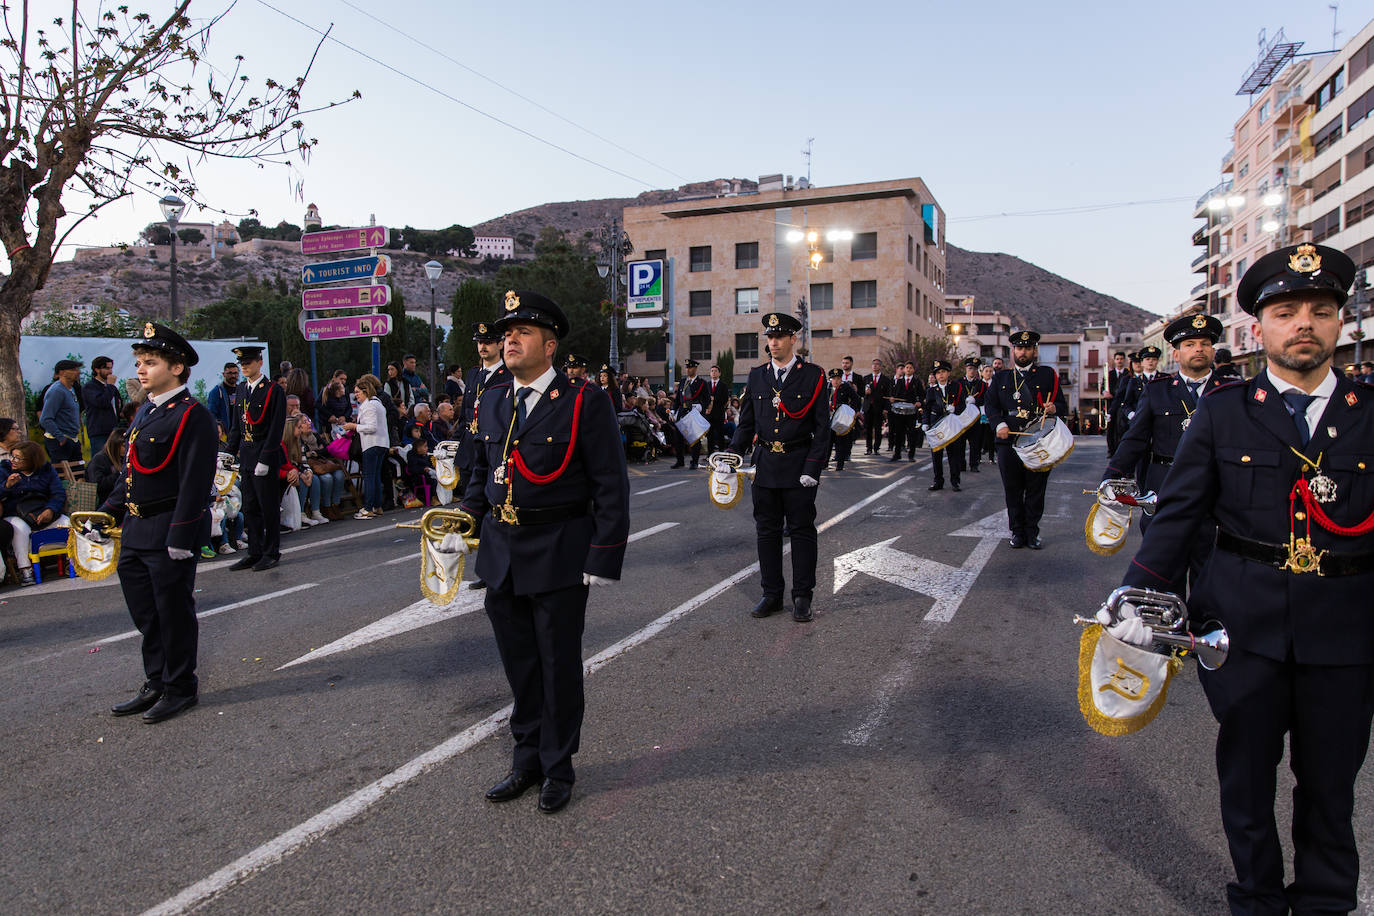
300, 313, 391, 341
300, 226, 389, 255
301, 284, 391, 310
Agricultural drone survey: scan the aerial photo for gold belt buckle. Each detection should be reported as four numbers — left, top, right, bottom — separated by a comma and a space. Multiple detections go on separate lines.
128, 501, 142, 518
244, 431, 255, 443
770, 440, 785, 454
499, 503, 520, 526
1283, 537, 1326, 576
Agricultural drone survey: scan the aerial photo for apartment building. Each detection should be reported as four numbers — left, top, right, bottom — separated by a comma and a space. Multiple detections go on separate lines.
621, 176, 947, 384
943, 295, 1013, 364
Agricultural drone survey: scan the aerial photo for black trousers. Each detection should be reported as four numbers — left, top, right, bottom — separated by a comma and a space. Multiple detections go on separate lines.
864, 411, 884, 452
240, 462, 281, 561
1199, 651, 1374, 915
1106, 417, 1120, 456
994, 442, 1050, 539
932, 445, 960, 486
752, 484, 818, 600
888, 416, 909, 456
485, 581, 588, 783
830, 432, 855, 467
958, 427, 980, 470
117, 546, 199, 697
45, 437, 82, 465
707, 419, 728, 454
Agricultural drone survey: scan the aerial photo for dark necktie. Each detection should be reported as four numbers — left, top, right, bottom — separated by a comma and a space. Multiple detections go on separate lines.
776, 368, 785, 387
515, 386, 533, 431
1282, 391, 1316, 445
1185, 381, 1200, 403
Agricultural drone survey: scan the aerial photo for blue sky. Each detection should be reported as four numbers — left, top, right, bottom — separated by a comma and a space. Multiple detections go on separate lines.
43, 0, 1374, 317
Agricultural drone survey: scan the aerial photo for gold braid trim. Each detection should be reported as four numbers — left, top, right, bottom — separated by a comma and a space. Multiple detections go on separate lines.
1083, 503, 1129, 557
1076, 625, 1181, 737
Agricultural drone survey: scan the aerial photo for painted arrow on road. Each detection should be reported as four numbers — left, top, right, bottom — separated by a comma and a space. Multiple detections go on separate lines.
833, 511, 1005, 622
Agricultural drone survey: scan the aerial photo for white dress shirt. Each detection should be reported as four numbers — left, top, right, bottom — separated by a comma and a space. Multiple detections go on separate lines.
148, 384, 187, 408
1267, 367, 1337, 433
514, 365, 558, 418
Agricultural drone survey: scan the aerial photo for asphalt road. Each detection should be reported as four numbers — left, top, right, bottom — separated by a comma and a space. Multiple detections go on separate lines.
1, 438, 1371, 914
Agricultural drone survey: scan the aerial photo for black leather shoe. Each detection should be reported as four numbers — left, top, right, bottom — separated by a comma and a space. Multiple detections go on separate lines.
468, 579, 487, 590
791, 596, 813, 623
252, 557, 279, 571
1009, 536, 1026, 549
889, 455, 900, 462
485, 769, 541, 803
538, 778, 573, 813
1027, 537, 1044, 550
228, 556, 258, 571
751, 596, 783, 618
929, 483, 944, 491
141, 693, 197, 724
969, 466, 980, 473
670, 461, 685, 469
112, 683, 162, 717
952, 482, 961, 492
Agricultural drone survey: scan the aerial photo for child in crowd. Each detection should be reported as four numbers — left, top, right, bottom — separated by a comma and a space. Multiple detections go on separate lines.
404, 436, 436, 505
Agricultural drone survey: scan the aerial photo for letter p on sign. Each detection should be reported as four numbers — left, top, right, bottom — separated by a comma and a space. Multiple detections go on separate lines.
630, 263, 656, 296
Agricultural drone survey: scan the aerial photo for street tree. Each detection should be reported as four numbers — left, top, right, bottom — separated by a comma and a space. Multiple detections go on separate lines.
0, 1, 355, 423
176, 227, 205, 246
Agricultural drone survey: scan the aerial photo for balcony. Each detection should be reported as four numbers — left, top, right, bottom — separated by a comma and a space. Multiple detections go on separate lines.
1196, 179, 1234, 213
1221, 149, 1235, 170
1192, 226, 1207, 246
1191, 251, 1209, 269
1191, 281, 1206, 295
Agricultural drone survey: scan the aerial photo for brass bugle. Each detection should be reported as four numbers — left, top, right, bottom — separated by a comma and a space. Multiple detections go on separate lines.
1075, 586, 1229, 670
70, 511, 118, 534
395, 507, 480, 551
1085, 479, 1159, 516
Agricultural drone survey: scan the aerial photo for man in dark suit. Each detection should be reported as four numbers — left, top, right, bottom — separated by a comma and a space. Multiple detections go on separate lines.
888, 362, 923, 461
863, 358, 891, 454
704, 364, 729, 453
924, 360, 963, 491
100, 323, 217, 724
81, 355, 124, 459
838, 355, 866, 401
224, 345, 286, 571
460, 289, 630, 814
729, 311, 831, 622
955, 356, 986, 473
1104, 350, 1131, 455
986, 330, 1068, 549
673, 359, 710, 469
1213, 347, 1244, 382
826, 368, 861, 471
1109, 243, 1374, 915
457, 322, 509, 593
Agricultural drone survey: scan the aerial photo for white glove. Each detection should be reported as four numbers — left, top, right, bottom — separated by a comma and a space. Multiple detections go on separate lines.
254, 462, 269, 477
1126, 411, 1136, 421
799, 475, 819, 488
167, 547, 194, 561
1095, 603, 1153, 647
582, 573, 615, 586
438, 532, 470, 555
945, 404, 954, 414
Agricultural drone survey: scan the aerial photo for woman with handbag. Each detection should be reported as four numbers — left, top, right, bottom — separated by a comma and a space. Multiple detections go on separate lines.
0, 440, 70, 586
343, 374, 387, 519
293, 415, 347, 522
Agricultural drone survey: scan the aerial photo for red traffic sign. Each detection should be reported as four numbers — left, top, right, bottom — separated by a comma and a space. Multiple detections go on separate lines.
301, 226, 389, 256
300, 313, 391, 341
301, 284, 391, 310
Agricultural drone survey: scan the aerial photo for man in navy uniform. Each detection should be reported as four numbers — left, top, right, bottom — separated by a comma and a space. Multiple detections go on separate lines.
986, 330, 1068, 549
1111, 346, 1167, 488
1109, 243, 1374, 915
562, 353, 588, 381
672, 359, 710, 469
888, 362, 923, 462
955, 356, 986, 473
728, 311, 831, 622
863, 358, 891, 455
826, 368, 861, 471
460, 290, 629, 814
1103, 350, 1132, 455
923, 360, 963, 492
224, 345, 285, 571
457, 321, 509, 500
1101, 313, 1224, 592
100, 323, 217, 723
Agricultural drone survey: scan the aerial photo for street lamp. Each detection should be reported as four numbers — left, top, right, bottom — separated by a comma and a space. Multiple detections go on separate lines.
424, 259, 443, 398
158, 193, 186, 321
784, 222, 851, 359
597, 220, 632, 372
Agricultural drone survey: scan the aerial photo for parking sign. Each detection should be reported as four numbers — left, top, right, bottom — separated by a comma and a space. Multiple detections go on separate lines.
626, 259, 664, 313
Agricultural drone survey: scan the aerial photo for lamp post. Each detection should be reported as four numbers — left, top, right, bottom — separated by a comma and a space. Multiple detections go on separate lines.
597, 219, 632, 372
424, 259, 443, 398
158, 194, 186, 321
784, 223, 851, 359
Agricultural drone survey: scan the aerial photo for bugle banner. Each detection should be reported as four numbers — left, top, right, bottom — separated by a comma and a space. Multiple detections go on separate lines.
68, 511, 120, 581
707, 451, 755, 509
395, 508, 480, 605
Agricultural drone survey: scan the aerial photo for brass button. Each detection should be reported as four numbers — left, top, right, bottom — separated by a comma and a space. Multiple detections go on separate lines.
546, 436, 553, 442
1241, 455, 1251, 463
1361, 462, 1367, 470
1295, 511, 1306, 520
1303, 464, 1310, 473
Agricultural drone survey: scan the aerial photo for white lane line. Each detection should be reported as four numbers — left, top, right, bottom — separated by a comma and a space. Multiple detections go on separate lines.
91, 584, 318, 646
843, 627, 940, 747
143, 478, 909, 916
633, 480, 687, 497
384, 552, 420, 566
279, 523, 682, 669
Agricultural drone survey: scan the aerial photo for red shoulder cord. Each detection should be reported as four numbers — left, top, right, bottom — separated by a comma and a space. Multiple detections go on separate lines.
1292, 478, 1374, 536
509, 383, 587, 485
778, 371, 824, 419
1035, 369, 1061, 410
128, 401, 194, 475
243, 382, 275, 426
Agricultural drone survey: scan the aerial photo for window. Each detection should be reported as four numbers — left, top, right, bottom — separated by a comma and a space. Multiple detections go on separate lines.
1088, 371, 1099, 389
850, 280, 877, 309
1312, 207, 1341, 243
645, 335, 666, 362
907, 235, 914, 264
734, 332, 758, 361
644, 249, 666, 262
689, 334, 712, 362
1313, 162, 1342, 201
851, 232, 878, 261
688, 290, 712, 316
1236, 257, 1247, 279
1313, 116, 1344, 156
1314, 69, 1346, 112
810, 329, 833, 339
1238, 159, 1249, 180
689, 245, 712, 272
1348, 85, 1374, 130
1057, 345, 1071, 362
1058, 369, 1071, 388
735, 241, 759, 269
906, 282, 913, 312
1353, 37, 1374, 81
1258, 100, 1271, 123
1346, 136, 1374, 179
1347, 185, 1374, 228
735, 288, 759, 314
810, 282, 833, 310
851, 327, 877, 337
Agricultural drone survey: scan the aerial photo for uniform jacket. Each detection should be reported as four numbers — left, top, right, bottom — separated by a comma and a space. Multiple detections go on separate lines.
960, 374, 988, 409
601, 384, 624, 413
729, 359, 832, 487
1105, 367, 1131, 399
461, 373, 630, 593
1110, 372, 1167, 423
985, 365, 1069, 434
225, 377, 286, 467
923, 380, 967, 426
101, 391, 217, 552
674, 375, 710, 414
839, 371, 867, 401
1214, 363, 1244, 382
863, 373, 892, 413
1104, 373, 1225, 495
889, 375, 924, 414
1122, 374, 1374, 665
457, 363, 510, 472
829, 382, 862, 439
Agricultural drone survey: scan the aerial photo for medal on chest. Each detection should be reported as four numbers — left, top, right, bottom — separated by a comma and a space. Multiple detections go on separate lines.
1308, 472, 1338, 504
492, 464, 505, 485
772, 394, 782, 408
1015, 408, 1029, 419
469, 419, 480, 435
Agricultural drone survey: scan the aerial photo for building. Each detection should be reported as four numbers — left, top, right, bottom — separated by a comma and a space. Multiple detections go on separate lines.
473, 236, 515, 259
943, 295, 1013, 363
622, 175, 947, 384
304, 203, 322, 230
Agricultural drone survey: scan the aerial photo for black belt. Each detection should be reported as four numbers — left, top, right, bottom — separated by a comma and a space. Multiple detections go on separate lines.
1216, 530, 1374, 577
1150, 454, 1174, 466
491, 502, 588, 526
759, 436, 812, 454
127, 496, 177, 518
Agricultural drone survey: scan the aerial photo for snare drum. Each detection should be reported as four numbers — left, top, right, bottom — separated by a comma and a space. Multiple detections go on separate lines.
1013, 416, 1075, 471
830, 403, 857, 435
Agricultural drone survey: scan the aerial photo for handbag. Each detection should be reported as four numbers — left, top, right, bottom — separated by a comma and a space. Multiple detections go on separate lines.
324, 433, 354, 463
308, 456, 341, 476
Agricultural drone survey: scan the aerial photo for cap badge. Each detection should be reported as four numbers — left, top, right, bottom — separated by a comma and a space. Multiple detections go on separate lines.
1289, 244, 1321, 275
478, 323, 488, 334
768, 314, 779, 328
1192, 315, 1207, 329
504, 290, 520, 312
143, 322, 156, 339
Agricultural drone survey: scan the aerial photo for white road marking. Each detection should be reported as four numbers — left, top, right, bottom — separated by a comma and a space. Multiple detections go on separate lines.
142, 480, 908, 916
384, 552, 420, 566
91, 584, 319, 646
633, 480, 687, 497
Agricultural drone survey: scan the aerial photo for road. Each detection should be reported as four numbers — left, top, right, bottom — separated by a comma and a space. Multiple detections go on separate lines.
1, 438, 1370, 914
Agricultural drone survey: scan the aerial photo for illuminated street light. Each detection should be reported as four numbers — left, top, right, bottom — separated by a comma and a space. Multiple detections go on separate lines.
1262, 191, 1284, 207
1226, 194, 1246, 209
1262, 218, 1280, 233
785, 229, 805, 243
1207, 198, 1227, 212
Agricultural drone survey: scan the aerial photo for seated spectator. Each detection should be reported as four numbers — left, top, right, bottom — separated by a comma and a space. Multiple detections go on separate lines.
432, 400, 455, 442
213, 483, 245, 554
86, 428, 126, 507
0, 441, 69, 587
404, 436, 436, 501
281, 421, 325, 529
295, 415, 346, 522
317, 379, 352, 437
285, 394, 302, 426
408, 407, 439, 449
0, 418, 22, 465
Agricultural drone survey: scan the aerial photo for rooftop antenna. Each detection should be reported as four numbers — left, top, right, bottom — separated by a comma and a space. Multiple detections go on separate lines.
801, 137, 814, 185
1330, 4, 1342, 49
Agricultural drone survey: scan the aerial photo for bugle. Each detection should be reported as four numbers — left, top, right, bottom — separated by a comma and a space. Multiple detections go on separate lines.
1072, 586, 1229, 670
396, 508, 481, 604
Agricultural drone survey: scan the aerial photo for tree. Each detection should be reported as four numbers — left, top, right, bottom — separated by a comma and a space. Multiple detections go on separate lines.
140, 223, 173, 246
445, 278, 498, 372
879, 335, 958, 376
0, 2, 355, 423
715, 347, 735, 390
177, 227, 205, 246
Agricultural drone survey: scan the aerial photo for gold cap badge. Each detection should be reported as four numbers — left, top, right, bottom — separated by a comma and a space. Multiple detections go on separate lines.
1289, 243, 1322, 274
143, 322, 156, 339
1192, 315, 1207, 329
504, 290, 520, 312
768, 314, 779, 327
478, 323, 488, 334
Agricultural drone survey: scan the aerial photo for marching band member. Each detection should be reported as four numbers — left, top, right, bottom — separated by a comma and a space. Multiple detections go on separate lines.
1103, 350, 1131, 456
985, 330, 1067, 549
457, 321, 509, 590
827, 368, 861, 472
1112, 244, 1374, 914
460, 290, 629, 814
224, 345, 285, 571
728, 312, 831, 622
672, 359, 710, 469
101, 323, 217, 723
705, 365, 730, 453
923, 360, 962, 492
863, 358, 891, 455
957, 357, 986, 473
597, 364, 624, 412
562, 353, 588, 381
887, 362, 922, 462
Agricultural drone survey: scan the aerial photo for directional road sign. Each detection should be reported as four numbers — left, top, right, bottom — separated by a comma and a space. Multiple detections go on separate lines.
301, 254, 391, 286
301, 226, 390, 256
300, 313, 391, 341
301, 284, 391, 310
